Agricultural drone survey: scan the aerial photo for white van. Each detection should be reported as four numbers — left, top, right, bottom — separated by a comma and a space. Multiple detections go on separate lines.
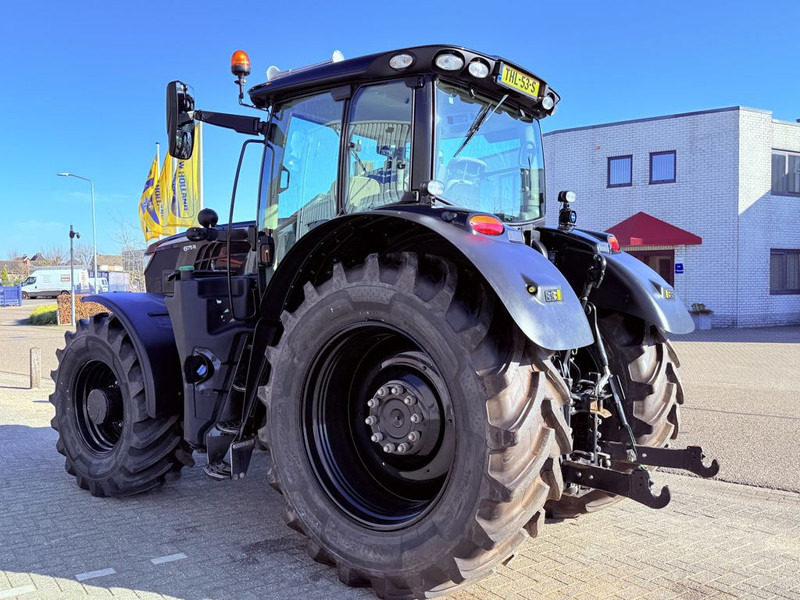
20, 268, 106, 299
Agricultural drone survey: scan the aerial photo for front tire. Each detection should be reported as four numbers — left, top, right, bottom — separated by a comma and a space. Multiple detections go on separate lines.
546, 312, 683, 517
50, 314, 187, 496
259, 253, 571, 598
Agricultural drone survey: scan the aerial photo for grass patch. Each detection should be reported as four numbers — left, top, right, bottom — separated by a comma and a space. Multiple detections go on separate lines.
30, 304, 59, 325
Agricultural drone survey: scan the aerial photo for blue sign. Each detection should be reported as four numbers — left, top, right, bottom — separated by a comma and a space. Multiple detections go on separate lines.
675, 263, 684, 274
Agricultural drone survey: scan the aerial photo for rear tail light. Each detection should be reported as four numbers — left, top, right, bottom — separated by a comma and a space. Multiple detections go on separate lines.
469, 215, 505, 236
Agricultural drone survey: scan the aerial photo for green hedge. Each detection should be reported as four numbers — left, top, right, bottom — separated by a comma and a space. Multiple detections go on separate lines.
29, 304, 59, 325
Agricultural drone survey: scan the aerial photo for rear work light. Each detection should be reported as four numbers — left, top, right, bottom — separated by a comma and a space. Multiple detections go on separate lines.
469, 215, 505, 236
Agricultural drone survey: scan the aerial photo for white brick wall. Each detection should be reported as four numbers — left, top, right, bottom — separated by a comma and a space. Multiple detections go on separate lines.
737, 112, 800, 326
544, 107, 800, 327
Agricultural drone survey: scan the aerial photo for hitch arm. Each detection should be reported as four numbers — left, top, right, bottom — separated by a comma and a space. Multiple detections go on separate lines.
602, 442, 720, 478
562, 461, 671, 509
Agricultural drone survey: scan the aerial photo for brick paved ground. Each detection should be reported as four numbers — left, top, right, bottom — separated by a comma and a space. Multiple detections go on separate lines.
1, 310, 798, 600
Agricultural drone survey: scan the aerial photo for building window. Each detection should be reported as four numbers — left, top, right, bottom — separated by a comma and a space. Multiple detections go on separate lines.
772, 150, 800, 196
607, 155, 632, 188
770, 249, 800, 294
650, 151, 676, 184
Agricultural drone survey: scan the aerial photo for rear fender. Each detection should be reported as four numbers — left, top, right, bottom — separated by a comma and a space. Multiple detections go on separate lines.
593, 251, 695, 334
83, 293, 182, 418
539, 227, 694, 334
264, 208, 593, 351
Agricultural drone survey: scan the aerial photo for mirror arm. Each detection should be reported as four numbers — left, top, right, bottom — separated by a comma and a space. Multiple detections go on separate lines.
190, 110, 269, 136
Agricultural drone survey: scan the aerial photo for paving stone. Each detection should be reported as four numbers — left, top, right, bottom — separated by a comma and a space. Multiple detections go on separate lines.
2, 315, 799, 599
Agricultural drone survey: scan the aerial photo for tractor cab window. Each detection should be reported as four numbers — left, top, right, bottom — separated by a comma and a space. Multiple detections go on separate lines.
344, 82, 413, 213
261, 91, 344, 264
434, 82, 544, 222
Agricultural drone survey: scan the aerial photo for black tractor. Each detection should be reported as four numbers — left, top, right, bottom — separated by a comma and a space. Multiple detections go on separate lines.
50, 45, 718, 598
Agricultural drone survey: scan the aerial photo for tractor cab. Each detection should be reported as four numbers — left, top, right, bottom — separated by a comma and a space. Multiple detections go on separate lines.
167, 46, 557, 267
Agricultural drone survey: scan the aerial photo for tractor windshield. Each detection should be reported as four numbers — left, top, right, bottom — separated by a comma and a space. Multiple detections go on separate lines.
434, 81, 544, 222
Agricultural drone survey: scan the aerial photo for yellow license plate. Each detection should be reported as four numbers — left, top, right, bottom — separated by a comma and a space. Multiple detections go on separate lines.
497, 63, 541, 99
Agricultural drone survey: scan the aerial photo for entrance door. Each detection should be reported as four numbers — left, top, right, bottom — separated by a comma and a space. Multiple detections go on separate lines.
628, 249, 674, 286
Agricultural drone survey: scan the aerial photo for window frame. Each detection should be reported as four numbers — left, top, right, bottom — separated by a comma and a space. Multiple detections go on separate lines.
343, 80, 416, 214
771, 149, 800, 197
649, 150, 676, 185
770, 248, 800, 295
607, 155, 633, 188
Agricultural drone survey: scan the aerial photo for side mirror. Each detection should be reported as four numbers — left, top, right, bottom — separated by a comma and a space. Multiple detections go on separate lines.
166, 81, 196, 160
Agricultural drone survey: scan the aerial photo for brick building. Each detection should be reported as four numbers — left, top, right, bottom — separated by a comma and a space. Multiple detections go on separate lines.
544, 107, 800, 327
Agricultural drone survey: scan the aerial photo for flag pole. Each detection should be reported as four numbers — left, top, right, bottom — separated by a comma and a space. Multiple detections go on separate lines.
197, 122, 204, 211
155, 142, 161, 240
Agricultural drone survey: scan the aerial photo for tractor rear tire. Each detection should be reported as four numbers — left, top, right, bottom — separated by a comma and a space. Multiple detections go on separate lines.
546, 312, 683, 518
50, 314, 188, 497
259, 253, 572, 599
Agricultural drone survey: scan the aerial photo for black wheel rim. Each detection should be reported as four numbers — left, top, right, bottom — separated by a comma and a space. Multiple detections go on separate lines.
73, 360, 124, 454
302, 323, 456, 531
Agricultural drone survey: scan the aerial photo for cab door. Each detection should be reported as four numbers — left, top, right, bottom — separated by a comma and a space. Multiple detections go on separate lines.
259, 91, 345, 265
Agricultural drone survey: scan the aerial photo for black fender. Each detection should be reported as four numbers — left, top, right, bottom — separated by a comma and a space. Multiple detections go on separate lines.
83, 293, 182, 418
539, 227, 694, 335
263, 207, 593, 351
592, 251, 694, 334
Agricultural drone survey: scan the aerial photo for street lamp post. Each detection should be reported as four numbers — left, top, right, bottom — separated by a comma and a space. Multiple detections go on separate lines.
57, 173, 99, 294
69, 225, 80, 327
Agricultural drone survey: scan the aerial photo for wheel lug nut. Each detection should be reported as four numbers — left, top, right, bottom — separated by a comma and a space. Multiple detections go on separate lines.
408, 431, 420, 442
365, 416, 378, 426
371, 433, 383, 443
403, 396, 416, 406
390, 385, 402, 395
397, 443, 409, 454
410, 414, 422, 424
377, 387, 387, 397
382, 443, 396, 453
367, 398, 379, 408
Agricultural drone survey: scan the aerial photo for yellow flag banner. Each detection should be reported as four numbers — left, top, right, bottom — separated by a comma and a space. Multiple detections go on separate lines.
138, 155, 160, 242
167, 123, 203, 227
153, 154, 176, 236
168, 122, 203, 227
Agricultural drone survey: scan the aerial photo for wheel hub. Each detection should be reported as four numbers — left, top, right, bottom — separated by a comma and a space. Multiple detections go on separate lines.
86, 388, 112, 425
366, 379, 439, 456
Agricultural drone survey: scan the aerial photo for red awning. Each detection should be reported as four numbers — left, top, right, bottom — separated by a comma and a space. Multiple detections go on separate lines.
606, 212, 702, 246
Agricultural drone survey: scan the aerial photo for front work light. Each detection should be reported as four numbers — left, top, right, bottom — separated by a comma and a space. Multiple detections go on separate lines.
541, 94, 555, 111
469, 215, 505, 236
389, 53, 414, 70
434, 52, 465, 71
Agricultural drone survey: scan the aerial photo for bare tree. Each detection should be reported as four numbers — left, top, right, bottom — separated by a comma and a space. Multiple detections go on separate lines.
112, 217, 147, 292
39, 244, 68, 265
73, 242, 95, 267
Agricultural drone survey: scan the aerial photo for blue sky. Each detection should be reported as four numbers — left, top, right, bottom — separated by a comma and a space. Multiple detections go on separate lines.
1, 1, 797, 258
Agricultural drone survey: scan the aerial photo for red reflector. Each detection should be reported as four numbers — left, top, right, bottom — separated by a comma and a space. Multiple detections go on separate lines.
608, 235, 620, 252
469, 215, 504, 236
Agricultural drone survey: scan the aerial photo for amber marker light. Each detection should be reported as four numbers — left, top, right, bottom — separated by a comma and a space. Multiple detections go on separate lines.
469, 215, 505, 236
231, 50, 251, 76
608, 235, 621, 252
